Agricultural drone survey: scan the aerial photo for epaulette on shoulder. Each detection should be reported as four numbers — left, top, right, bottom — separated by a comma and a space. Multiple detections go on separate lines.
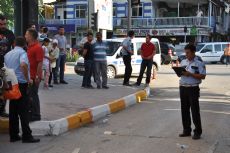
196, 56, 203, 62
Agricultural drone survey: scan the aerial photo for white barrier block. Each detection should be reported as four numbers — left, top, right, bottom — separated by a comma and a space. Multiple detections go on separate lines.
90, 104, 110, 121
50, 118, 68, 136
145, 87, 150, 97
124, 94, 136, 107
30, 121, 52, 136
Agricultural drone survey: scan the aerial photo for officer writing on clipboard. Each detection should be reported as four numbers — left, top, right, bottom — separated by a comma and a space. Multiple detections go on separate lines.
178, 44, 206, 140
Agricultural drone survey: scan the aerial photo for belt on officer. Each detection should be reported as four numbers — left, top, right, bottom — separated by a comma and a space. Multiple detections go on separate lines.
180, 84, 199, 87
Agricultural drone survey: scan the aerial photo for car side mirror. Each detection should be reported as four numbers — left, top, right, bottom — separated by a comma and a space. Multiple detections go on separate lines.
116, 53, 122, 59
137, 49, 141, 55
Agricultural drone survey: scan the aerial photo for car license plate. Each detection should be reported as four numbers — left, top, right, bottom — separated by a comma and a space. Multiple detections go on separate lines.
77, 67, 85, 71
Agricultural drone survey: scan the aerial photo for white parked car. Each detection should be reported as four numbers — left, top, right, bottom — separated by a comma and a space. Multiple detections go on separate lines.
178, 42, 230, 63
196, 42, 230, 63
74, 38, 161, 78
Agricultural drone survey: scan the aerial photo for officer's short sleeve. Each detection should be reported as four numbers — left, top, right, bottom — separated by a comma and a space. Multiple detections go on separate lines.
198, 62, 206, 75
122, 39, 128, 47
20, 52, 29, 65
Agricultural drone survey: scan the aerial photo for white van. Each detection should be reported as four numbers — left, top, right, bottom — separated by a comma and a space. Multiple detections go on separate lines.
74, 38, 161, 78
195, 42, 229, 63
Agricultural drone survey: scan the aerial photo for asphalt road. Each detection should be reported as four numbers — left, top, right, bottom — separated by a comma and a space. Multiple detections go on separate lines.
0, 64, 229, 153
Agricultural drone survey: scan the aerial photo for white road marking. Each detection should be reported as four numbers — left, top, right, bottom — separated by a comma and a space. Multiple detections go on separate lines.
148, 98, 230, 105
91, 151, 97, 153
72, 148, 80, 153
164, 109, 230, 115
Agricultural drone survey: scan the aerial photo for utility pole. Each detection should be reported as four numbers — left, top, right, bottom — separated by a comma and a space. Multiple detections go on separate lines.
127, 0, 131, 32
14, 0, 23, 36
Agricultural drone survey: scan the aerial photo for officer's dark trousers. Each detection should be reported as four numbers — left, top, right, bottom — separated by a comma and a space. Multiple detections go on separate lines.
180, 86, 202, 135
136, 59, 153, 85
9, 83, 32, 139
123, 55, 132, 85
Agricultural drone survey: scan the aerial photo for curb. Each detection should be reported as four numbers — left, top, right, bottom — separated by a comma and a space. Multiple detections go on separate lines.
0, 87, 150, 136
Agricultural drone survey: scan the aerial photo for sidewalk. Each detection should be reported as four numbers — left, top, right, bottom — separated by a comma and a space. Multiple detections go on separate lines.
0, 65, 148, 135
30, 66, 139, 120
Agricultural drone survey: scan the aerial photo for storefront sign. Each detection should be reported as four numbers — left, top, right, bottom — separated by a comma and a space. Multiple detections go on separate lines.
46, 24, 75, 33
115, 28, 210, 36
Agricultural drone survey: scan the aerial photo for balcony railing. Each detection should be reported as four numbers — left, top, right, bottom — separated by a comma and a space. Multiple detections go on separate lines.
113, 17, 209, 28
44, 19, 87, 27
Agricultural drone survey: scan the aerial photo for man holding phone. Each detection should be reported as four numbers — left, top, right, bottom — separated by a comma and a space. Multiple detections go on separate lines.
178, 44, 206, 140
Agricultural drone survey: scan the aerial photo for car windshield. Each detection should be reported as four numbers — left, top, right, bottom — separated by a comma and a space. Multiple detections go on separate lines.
196, 44, 205, 52
106, 41, 121, 56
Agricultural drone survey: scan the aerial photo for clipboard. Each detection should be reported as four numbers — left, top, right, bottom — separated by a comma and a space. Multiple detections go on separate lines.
172, 67, 186, 77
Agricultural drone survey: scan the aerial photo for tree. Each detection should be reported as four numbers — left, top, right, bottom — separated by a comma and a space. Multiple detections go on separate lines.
0, 0, 14, 28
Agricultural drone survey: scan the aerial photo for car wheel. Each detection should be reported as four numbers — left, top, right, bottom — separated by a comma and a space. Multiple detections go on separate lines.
107, 66, 116, 79
221, 56, 226, 64
152, 63, 157, 71
161, 55, 165, 65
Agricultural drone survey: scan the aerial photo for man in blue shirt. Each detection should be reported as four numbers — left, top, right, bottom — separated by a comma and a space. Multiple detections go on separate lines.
178, 44, 206, 140
5, 37, 40, 143
93, 32, 109, 89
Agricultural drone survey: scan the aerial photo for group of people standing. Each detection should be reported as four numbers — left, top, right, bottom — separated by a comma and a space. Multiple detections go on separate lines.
81, 32, 109, 89
81, 31, 156, 90
0, 14, 70, 143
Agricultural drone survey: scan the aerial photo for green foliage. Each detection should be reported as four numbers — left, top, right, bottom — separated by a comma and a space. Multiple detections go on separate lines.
66, 50, 80, 62
0, 0, 14, 28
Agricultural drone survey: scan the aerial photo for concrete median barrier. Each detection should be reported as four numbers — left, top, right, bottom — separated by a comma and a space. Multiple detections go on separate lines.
0, 87, 150, 136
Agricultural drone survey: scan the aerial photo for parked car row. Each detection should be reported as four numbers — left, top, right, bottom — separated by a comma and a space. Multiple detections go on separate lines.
74, 39, 230, 78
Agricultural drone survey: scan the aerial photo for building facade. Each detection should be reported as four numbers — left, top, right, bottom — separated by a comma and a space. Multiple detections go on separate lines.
42, 0, 230, 46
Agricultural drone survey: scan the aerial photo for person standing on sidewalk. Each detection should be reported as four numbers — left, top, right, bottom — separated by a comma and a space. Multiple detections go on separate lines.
82, 32, 94, 89
25, 28, 44, 122
0, 14, 15, 117
93, 32, 109, 89
4, 37, 40, 143
49, 39, 60, 87
121, 31, 134, 86
134, 34, 155, 87
224, 44, 230, 66
42, 38, 51, 89
54, 26, 68, 84
178, 44, 206, 140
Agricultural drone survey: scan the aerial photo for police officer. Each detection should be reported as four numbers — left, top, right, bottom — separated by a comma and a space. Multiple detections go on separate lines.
178, 44, 206, 140
121, 31, 135, 86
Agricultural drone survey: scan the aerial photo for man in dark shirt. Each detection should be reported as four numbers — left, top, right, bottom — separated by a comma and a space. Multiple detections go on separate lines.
0, 14, 15, 117
82, 32, 94, 88
0, 14, 15, 53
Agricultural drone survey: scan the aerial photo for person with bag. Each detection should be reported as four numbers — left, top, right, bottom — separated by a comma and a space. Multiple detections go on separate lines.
224, 44, 230, 66
0, 14, 15, 117
4, 37, 40, 143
